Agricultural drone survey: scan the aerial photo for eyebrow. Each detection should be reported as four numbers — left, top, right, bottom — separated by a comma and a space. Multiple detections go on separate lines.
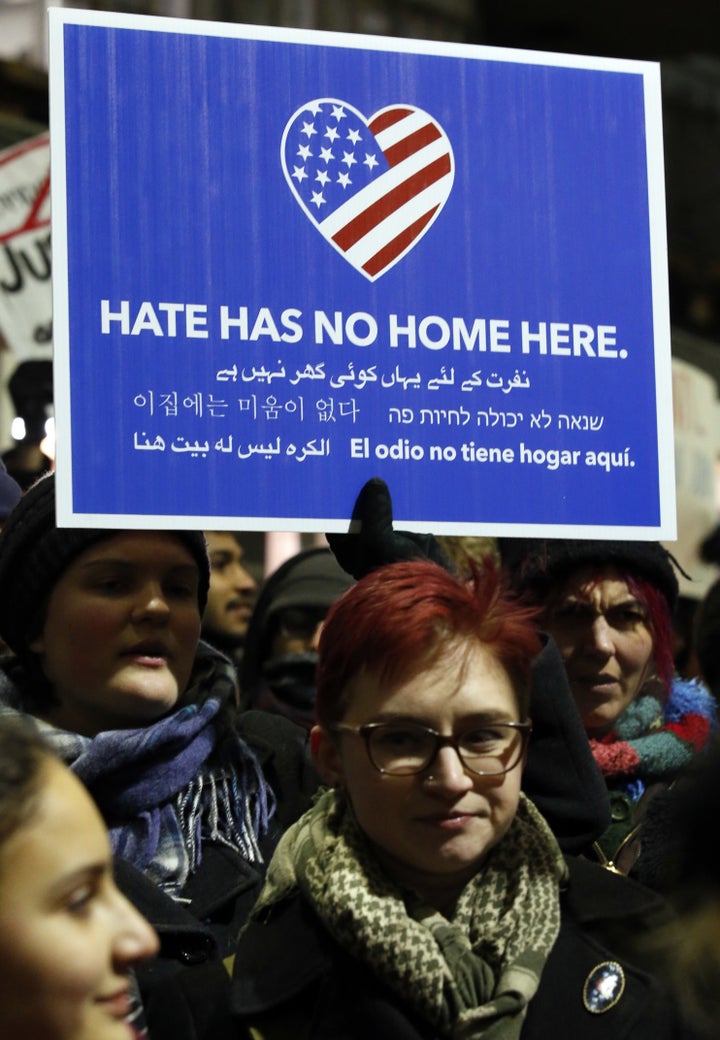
370, 710, 518, 726
561, 591, 642, 607
78, 559, 197, 574
47, 862, 107, 901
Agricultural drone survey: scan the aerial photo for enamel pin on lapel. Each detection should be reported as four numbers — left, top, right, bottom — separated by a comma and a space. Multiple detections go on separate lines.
583, 961, 626, 1013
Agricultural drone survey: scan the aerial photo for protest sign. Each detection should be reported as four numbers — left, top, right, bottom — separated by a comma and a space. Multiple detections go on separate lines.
48, 10, 675, 536
0, 132, 52, 361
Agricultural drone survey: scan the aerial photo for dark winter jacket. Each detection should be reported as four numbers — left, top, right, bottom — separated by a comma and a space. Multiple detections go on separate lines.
115, 709, 318, 1031
145, 856, 693, 1040
125, 634, 611, 1039
229, 856, 692, 1040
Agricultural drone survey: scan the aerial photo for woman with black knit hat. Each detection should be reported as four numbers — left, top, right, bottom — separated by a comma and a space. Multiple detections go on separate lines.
0, 472, 319, 1034
498, 536, 718, 888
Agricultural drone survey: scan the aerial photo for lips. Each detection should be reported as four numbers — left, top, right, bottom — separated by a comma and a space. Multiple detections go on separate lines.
418, 811, 476, 830
95, 988, 131, 1019
572, 672, 618, 690
123, 641, 169, 664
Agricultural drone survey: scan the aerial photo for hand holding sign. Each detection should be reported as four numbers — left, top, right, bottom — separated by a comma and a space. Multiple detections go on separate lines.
327, 476, 452, 579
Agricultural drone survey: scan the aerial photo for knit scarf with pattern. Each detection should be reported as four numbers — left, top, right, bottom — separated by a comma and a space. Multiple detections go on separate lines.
589, 676, 718, 799
249, 788, 567, 1040
0, 642, 276, 896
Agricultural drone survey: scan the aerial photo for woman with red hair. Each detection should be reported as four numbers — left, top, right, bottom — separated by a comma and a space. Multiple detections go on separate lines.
499, 536, 717, 885
325, 478, 715, 886
231, 559, 687, 1040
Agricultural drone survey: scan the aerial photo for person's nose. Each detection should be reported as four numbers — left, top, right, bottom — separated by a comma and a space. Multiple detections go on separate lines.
309, 620, 324, 651
424, 745, 474, 795
112, 890, 160, 969
585, 614, 615, 656
131, 582, 171, 622
231, 563, 257, 595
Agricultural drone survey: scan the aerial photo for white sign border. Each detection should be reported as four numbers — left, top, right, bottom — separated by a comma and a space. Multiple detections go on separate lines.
48, 9, 675, 539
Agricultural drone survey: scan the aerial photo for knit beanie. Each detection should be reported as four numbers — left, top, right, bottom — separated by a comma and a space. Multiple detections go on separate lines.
266, 547, 355, 619
0, 473, 210, 659
498, 536, 680, 612
239, 547, 355, 710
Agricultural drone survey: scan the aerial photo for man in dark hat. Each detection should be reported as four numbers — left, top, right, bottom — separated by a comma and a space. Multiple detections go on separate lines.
239, 547, 354, 729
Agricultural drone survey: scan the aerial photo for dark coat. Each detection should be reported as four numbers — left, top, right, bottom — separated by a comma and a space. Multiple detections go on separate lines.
228, 857, 692, 1040
0, 630, 609, 1038
115, 709, 319, 1033
138, 637, 616, 1040
132, 637, 610, 1038
523, 633, 611, 854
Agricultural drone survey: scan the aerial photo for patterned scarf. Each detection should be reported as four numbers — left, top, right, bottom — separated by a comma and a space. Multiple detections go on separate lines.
250, 788, 567, 1040
590, 676, 718, 799
0, 643, 276, 895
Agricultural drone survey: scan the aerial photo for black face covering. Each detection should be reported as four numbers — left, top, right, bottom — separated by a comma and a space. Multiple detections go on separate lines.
261, 651, 319, 711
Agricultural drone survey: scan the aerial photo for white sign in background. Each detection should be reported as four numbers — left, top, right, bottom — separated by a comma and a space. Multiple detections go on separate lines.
668, 356, 720, 597
48, 11, 676, 537
0, 133, 52, 362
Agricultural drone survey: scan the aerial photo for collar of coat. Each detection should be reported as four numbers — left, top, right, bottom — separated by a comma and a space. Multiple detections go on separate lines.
231, 854, 672, 1017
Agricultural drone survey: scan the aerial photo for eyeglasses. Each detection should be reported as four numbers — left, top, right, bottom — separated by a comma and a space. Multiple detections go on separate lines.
329, 719, 532, 777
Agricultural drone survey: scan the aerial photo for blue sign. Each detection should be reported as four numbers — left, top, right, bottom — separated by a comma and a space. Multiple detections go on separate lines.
48, 11, 675, 537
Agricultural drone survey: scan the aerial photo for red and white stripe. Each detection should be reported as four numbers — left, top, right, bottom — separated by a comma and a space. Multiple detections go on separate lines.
319, 106, 454, 280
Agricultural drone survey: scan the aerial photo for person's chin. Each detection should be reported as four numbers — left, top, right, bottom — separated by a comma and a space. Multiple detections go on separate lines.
573, 689, 619, 726
418, 816, 498, 860
75, 1005, 136, 1040
224, 625, 248, 642
583, 708, 622, 737
110, 676, 181, 720
93, 1013, 138, 1040
203, 623, 245, 646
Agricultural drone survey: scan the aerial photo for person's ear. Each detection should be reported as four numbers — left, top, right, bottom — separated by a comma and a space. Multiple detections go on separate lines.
310, 724, 344, 787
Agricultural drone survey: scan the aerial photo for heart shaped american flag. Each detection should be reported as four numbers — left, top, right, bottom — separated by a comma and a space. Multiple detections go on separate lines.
281, 98, 454, 281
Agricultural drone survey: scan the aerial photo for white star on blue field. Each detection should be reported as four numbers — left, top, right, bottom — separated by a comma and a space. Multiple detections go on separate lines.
284, 100, 390, 217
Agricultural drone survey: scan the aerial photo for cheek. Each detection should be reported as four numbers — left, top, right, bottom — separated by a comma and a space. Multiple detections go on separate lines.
495, 773, 523, 822
40, 605, 119, 681
173, 611, 202, 670
49, 599, 122, 644
272, 633, 302, 656
178, 608, 202, 641
342, 766, 409, 843
622, 632, 654, 674
0, 921, 100, 1035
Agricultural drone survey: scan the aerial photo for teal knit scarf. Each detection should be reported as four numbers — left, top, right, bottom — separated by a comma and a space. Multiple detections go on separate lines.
590, 676, 717, 798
